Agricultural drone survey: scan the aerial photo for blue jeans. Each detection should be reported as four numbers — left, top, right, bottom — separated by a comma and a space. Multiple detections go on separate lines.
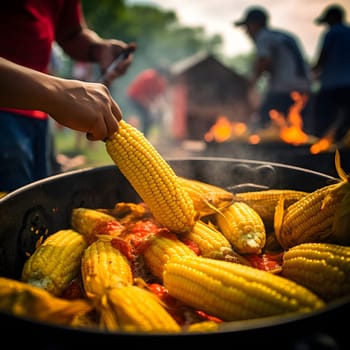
0, 111, 50, 192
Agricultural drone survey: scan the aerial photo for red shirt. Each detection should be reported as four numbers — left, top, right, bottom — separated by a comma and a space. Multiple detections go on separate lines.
127, 69, 167, 108
0, 0, 83, 119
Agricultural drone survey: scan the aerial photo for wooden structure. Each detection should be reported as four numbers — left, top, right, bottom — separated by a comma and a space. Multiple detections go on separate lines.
169, 51, 254, 140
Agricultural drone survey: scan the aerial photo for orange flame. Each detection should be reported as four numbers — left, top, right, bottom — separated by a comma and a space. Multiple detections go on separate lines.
204, 116, 247, 143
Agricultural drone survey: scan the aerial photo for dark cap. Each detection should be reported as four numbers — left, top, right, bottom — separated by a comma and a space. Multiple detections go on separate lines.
315, 4, 344, 24
234, 7, 268, 26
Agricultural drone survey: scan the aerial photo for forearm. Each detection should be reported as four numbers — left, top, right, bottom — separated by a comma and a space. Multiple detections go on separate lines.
0, 57, 55, 112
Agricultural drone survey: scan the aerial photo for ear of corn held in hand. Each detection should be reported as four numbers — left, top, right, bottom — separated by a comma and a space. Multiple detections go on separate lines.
105, 120, 197, 235
163, 255, 325, 322
215, 202, 266, 254
282, 242, 350, 301
21, 229, 87, 296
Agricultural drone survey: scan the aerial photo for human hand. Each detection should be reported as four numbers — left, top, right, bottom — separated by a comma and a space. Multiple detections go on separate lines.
92, 40, 137, 85
48, 78, 122, 141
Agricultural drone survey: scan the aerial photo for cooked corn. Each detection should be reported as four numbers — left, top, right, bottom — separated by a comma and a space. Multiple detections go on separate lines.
282, 242, 350, 301
182, 220, 236, 260
21, 229, 87, 296
99, 285, 181, 333
275, 181, 349, 249
81, 238, 133, 299
106, 120, 197, 234
163, 255, 325, 322
71, 208, 124, 242
0, 277, 92, 325
143, 232, 196, 281
215, 202, 266, 254
276, 150, 350, 249
177, 176, 234, 217
233, 189, 307, 227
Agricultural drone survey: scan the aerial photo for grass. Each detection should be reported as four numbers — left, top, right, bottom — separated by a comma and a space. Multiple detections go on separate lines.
54, 128, 113, 170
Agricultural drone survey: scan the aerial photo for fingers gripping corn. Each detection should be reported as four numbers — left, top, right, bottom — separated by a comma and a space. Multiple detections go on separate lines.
21, 229, 87, 296
106, 121, 197, 234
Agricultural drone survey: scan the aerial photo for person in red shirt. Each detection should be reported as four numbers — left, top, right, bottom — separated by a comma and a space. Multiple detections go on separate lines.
126, 68, 168, 138
0, 1, 136, 192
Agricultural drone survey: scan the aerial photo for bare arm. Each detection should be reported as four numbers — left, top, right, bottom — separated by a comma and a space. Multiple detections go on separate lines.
56, 15, 136, 85
250, 56, 271, 86
0, 57, 122, 141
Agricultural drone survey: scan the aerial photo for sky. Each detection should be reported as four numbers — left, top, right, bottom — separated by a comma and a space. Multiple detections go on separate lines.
126, 0, 350, 61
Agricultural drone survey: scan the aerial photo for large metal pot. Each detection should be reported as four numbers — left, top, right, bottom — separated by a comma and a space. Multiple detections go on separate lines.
0, 157, 347, 349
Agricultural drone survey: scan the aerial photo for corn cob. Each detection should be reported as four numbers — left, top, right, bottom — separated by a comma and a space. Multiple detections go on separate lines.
282, 242, 350, 301
71, 208, 124, 242
276, 150, 350, 249
233, 189, 307, 227
105, 120, 197, 234
163, 255, 325, 322
185, 321, 220, 333
182, 220, 238, 261
143, 232, 196, 281
215, 202, 266, 254
99, 285, 181, 333
0, 277, 92, 325
177, 176, 234, 217
21, 229, 87, 296
81, 238, 133, 300
275, 181, 350, 249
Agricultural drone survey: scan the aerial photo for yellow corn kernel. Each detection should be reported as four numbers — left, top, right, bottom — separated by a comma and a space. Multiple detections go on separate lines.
143, 232, 196, 281
71, 208, 124, 241
0, 277, 92, 325
185, 320, 220, 333
163, 255, 325, 322
233, 189, 307, 227
105, 120, 197, 234
81, 238, 133, 300
99, 285, 180, 333
275, 181, 350, 250
177, 176, 234, 217
215, 202, 266, 254
282, 242, 350, 301
21, 229, 87, 296
182, 220, 236, 260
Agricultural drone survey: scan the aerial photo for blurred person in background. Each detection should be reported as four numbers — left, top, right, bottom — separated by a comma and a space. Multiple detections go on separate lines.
0, 0, 135, 193
311, 4, 350, 144
233, 6, 311, 131
126, 67, 169, 140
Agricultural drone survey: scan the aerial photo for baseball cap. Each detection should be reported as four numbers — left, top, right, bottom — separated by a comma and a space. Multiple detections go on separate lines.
315, 4, 344, 24
234, 7, 268, 26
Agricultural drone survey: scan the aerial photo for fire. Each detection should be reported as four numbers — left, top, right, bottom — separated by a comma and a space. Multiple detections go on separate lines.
310, 137, 333, 154
205, 91, 312, 146
204, 116, 247, 143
